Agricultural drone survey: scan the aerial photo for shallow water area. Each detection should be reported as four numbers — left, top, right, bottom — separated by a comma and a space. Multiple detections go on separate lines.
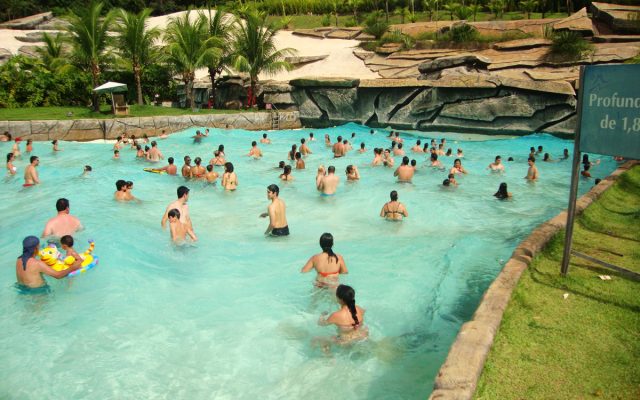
0, 123, 617, 399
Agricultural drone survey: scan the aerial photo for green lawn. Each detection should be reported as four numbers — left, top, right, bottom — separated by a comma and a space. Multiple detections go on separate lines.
475, 165, 640, 399
268, 11, 568, 30
0, 105, 254, 121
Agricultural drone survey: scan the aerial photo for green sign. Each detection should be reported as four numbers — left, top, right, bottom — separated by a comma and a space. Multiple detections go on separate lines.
579, 64, 640, 159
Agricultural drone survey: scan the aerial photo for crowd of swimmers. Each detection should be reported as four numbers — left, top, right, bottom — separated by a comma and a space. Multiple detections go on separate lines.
4, 127, 619, 347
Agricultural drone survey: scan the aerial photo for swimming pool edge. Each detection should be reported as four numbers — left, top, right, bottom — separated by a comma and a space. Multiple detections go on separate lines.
427, 159, 640, 400
1, 111, 302, 141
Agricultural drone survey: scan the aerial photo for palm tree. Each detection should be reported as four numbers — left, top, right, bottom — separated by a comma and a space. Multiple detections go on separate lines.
231, 10, 295, 108
164, 11, 222, 109
64, 0, 114, 111
114, 8, 160, 105
520, 0, 538, 19
36, 32, 68, 72
202, 6, 232, 107
423, 0, 439, 21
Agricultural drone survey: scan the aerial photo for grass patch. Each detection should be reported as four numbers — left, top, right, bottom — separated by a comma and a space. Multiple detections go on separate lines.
267, 12, 567, 30
475, 165, 640, 400
0, 105, 254, 121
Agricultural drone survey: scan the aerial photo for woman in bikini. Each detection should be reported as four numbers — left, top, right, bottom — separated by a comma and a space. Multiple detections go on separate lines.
301, 233, 348, 288
190, 157, 206, 179
380, 190, 408, 221
6, 152, 17, 175
222, 162, 238, 191
210, 150, 225, 166
318, 284, 367, 344
25, 139, 33, 153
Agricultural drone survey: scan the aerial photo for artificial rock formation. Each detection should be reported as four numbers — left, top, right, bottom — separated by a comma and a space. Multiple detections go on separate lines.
287, 76, 577, 135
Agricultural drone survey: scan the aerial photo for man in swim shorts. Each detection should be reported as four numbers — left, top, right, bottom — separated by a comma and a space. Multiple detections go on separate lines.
42, 198, 84, 239
260, 133, 271, 144
317, 166, 339, 195
260, 184, 289, 236
16, 236, 80, 289
24, 156, 40, 186
162, 186, 197, 240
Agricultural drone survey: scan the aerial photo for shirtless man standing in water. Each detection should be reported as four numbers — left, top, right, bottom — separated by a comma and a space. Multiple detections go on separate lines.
42, 198, 83, 239
16, 236, 80, 290
161, 186, 197, 240
24, 156, 40, 186
317, 166, 339, 195
394, 156, 414, 182
525, 157, 539, 181
147, 141, 163, 162
260, 184, 289, 236
332, 136, 345, 158
181, 156, 192, 178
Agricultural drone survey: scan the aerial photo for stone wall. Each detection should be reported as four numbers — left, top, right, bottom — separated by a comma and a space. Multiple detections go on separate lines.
0, 111, 301, 141
263, 77, 578, 136
428, 160, 639, 400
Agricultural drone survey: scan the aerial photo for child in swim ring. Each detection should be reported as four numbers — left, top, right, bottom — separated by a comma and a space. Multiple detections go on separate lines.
60, 235, 82, 268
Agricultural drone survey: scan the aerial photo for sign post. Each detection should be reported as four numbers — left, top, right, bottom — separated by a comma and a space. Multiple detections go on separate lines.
560, 64, 640, 275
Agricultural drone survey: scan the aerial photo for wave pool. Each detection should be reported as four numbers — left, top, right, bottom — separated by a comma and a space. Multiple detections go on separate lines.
0, 123, 617, 399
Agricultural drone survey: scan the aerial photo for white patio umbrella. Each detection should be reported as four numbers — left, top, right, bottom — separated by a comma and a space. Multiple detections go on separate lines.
93, 82, 128, 113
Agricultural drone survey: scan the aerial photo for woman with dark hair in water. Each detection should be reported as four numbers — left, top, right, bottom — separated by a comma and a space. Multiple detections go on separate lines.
280, 165, 294, 181
301, 233, 348, 288
582, 153, 600, 167
288, 144, 297, 161
318, 284, 367, 344
494, 182, 512, 199
6, 152, 17, 175
221, 162, 237, 191
380, 190, 408, 220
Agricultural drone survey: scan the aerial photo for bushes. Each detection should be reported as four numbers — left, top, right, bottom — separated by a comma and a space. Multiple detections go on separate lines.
549, 31, 593, 60
381, 29, 416, 50
363, 11, 389, 40
0, 56, 91, 108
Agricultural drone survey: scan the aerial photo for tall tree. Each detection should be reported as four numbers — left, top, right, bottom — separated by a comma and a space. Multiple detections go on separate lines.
114, 8, 160, 105
231, 9, 295, 107
164, 11, 222, 109
201, 6, 232, 107
64, 0, 114, 111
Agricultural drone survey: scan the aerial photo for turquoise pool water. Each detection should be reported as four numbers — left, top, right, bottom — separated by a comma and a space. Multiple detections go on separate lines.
0, 123, 617, 399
